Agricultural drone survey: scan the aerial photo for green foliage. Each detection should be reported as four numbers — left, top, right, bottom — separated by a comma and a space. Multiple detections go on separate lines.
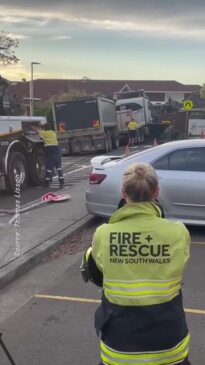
56, 89, 88, 101
200, 84, 205, 99
33, 89, 89, 120
0, 31, 19, 65
34, 100, 53, 121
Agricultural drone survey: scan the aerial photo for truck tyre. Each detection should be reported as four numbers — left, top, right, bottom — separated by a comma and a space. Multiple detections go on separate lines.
29, 148, 46, 185
108, 134, 112, 152
112, 135, 119, 149
139, 129, 145, 143
5, 151, 28, 192
104, 135, 110, 153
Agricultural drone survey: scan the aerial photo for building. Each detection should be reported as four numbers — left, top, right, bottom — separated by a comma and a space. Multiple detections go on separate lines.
7, 79, 201, 104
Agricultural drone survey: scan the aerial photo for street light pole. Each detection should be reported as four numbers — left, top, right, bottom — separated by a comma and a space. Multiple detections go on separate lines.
30, 61, 41, 116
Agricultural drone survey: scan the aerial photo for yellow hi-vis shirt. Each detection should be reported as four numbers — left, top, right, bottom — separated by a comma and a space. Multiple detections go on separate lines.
128, 120, 138, 130
38, 130, 58, 146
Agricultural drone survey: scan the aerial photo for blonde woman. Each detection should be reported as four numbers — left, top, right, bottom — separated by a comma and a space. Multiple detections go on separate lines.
83, 162, 191, 365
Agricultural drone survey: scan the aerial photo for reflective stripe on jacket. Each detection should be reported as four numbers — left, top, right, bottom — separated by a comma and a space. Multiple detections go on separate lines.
101, 333, 190, 365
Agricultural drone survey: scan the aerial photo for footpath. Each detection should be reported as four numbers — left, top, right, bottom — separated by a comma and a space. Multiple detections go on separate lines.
0, 181, 94, 289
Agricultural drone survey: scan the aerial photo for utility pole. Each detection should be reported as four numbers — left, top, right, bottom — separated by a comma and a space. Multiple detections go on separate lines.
30, 62, 41, 116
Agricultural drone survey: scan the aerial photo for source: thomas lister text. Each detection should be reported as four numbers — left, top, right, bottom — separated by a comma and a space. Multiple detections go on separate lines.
14, 174, 21, 257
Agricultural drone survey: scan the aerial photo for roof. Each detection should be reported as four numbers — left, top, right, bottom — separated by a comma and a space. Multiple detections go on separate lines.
7, 79, 201, 101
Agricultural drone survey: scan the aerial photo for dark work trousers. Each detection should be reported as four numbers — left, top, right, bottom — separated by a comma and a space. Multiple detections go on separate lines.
44, 146, 64, 185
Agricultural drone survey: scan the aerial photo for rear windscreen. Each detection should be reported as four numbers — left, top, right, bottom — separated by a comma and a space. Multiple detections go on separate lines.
54, 99, 100, 131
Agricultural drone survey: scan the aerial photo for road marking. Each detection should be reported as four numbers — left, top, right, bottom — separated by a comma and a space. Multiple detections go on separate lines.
35, 294, 100, 303
53, 164, 91, 179
192, 241, 205, 245
7, 164, 92, 215
35, 295, 205, 314
185, 308, 205, 315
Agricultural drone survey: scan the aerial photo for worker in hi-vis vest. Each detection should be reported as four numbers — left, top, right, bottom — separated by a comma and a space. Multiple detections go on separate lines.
81, 162, 191, 365
33, 123, 64, 188
127, 117, 138, 146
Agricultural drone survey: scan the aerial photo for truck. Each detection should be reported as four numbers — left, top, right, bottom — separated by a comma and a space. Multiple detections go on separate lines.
187, 109, 205, 137
115, 96, 152, 145
52, 96, 119, 155
0, 116, 47, 192
115, 93, 174, 145
165, 108, 205, 140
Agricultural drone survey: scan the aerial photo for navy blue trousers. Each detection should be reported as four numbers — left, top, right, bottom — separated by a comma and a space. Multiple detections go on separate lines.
45, 146, 64, 183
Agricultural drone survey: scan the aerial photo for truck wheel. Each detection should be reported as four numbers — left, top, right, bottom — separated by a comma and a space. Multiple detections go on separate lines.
29, 148, 46, 185
104, 135, 110, 153
112, 135, 119, 149
5, 151, 28, 192
108, 134, 112, 152
139, 129, 145, 143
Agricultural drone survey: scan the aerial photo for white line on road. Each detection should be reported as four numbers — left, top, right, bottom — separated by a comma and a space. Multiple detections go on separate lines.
53, 164, 91, 179
192, 241, 205, 245
9, 164, 92, 215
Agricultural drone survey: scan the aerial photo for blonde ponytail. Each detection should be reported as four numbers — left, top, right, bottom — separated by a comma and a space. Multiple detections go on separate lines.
122, 162, 158, 202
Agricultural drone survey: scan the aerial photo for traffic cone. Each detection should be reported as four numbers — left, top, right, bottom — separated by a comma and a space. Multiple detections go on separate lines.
125, 145, 130, 156
200, 129, 205, 139
153, 138, 158, 146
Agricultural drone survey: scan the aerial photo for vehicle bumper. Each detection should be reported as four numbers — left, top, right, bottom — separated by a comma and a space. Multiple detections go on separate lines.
86, 189, 120, 217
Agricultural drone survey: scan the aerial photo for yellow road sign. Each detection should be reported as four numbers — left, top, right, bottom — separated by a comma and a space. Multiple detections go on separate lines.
183, 100, 193, 110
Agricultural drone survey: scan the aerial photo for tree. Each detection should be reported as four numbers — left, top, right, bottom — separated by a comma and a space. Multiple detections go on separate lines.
56, 89, 88, 102
34, 100, 53, 121
0, 31, 19, 65
200, 84, 205, 99
33, 89, 89, 121
0, 75, 9, 115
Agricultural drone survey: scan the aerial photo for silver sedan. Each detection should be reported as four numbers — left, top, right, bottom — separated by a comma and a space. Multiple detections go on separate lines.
86, 139, 205, 226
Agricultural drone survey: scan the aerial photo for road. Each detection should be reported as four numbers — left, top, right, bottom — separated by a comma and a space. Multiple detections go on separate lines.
0, 219, 204, 365
0, 146, 132, 211
1, 144, 205, 241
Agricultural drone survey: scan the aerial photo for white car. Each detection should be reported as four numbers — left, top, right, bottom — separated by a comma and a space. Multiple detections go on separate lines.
86, 139, 205, 226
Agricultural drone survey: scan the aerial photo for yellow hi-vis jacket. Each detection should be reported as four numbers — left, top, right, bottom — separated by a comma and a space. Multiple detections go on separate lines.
92, 202, 190, 306
38, 130, 58, 146
127, 120, 138, 130
92, 203, 191, 365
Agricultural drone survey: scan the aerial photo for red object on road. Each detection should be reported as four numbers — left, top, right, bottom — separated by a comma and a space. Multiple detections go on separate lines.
41, 192, 71, 203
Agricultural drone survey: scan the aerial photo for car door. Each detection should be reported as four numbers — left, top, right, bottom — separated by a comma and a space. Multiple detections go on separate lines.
152, 147, 205, 221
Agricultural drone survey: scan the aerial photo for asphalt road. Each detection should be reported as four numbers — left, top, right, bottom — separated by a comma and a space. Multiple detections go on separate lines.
0, 155, 93, 210
1, 144, 205, 242
0, 224, 204, 365
0, 146, 133, 211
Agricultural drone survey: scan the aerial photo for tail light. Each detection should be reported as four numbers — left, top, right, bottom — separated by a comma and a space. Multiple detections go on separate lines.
89, 172, 107, 184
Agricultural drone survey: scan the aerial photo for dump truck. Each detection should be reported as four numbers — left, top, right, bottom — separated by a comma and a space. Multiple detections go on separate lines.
52, 96, 119, 155
115, 96, 152, 144
0, 116, 47, 192
115, 93, 174, 145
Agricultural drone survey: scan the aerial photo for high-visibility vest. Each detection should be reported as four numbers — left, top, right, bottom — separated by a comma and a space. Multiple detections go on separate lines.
38, 130, 58, 146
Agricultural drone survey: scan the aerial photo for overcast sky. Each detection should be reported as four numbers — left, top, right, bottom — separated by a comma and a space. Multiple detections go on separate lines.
0, 0, 205, 84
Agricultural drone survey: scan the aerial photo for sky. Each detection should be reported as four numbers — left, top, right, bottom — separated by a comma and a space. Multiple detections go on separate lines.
0, 0, 205, 84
